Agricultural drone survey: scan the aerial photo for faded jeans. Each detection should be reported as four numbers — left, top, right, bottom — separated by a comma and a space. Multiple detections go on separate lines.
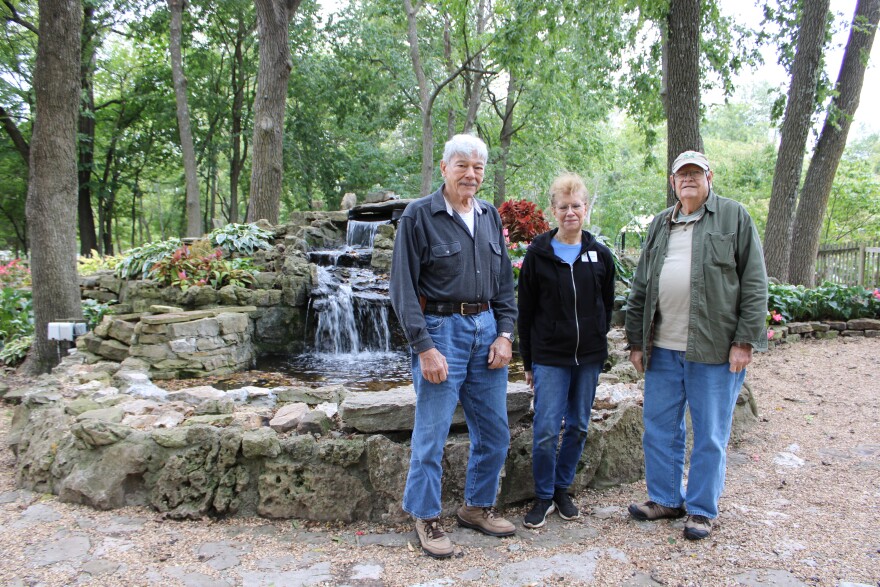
531, 361, 601, 500
642, 346, 746, 519
402, 310, 510, 520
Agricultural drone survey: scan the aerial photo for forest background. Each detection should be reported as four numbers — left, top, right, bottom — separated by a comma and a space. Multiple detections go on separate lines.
2, 0, 879, 260
3, 0, 880, 371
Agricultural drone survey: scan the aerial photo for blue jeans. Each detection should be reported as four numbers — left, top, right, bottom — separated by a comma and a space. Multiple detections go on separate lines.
531, 361, 601, 499
402, 310, 510, 520
642, 346, 746, 519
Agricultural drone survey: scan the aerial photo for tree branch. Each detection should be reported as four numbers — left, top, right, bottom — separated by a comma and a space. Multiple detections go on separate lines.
0, 104, 30, 164
3, 0, 38, 34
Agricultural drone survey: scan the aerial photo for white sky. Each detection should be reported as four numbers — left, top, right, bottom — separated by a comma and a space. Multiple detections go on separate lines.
715, 0, 880, 138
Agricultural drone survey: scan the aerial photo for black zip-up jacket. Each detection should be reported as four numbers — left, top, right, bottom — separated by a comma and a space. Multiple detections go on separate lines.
517, 228, 615, 371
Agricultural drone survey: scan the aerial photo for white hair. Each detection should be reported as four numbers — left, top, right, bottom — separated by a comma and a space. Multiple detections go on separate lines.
442, 134, 488, 164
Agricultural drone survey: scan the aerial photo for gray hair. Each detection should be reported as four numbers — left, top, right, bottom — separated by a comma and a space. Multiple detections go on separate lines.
442, 134, 488, 164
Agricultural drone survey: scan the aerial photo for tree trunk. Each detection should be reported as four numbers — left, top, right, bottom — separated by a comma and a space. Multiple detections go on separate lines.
443, 13, 456, 139
229, 19, 247, 224
665, 0, 703, 208
462, 0, 487, 134
403, 0, 434, 196
77, 2, 98, 256
248, 0, 301, 224
23, 0, 83, 374
763, 0, 830, 281
789, 0, 880, 286
167, 0, 202, 237
493, 75, 517, 207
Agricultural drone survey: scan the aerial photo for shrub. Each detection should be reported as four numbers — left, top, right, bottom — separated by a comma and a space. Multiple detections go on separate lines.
0, 259, 30, 288
115, 238, 183, 280
498, 200, 550, 243
0, 287, 33, 344
78, 250, 123, 275
151, 245, 257, 291
81, 299, 113, 329
0, 334, 32, 366
209, 223, 274, 255
768, 282, 880, 322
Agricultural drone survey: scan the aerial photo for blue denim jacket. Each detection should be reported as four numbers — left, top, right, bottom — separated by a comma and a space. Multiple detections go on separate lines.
390, 186, 517, 353
625, 191, 768, 366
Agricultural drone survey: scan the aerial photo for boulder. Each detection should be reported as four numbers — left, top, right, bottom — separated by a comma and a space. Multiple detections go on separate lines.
338, 383, 532, 433
296, 410, 333, 436
269, 403, 309, 433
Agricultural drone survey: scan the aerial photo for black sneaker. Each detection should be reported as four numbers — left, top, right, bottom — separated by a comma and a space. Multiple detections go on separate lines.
523, 498, 555, 529
552, 488, 580, 520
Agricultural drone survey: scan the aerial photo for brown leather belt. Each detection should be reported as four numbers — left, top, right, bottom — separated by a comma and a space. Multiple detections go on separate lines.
423, 301, 490, 315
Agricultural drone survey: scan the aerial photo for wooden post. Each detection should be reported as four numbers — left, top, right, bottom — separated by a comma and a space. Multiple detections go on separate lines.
857, 243, 866, 286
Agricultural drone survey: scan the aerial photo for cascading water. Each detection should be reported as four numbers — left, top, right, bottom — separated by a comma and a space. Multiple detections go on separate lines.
271, 218, 411, 390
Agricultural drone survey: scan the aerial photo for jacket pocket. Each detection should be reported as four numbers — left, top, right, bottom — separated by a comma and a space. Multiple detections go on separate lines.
706, 232, 735, 269
431, 241, 462, 277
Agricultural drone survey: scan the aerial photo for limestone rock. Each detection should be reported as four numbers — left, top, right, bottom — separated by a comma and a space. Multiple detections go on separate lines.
242, 428, 281, 458
71, 419, 133, 448
297, 410, 332, 436
76, 407, 125, 424
339, 384, 532, 433
847, 318, 880, 331
274, 384, 347, 405
65, 398, 102, 416
269, 403, 309, 433
167, 386, 226, 405
184, 414, 234, 427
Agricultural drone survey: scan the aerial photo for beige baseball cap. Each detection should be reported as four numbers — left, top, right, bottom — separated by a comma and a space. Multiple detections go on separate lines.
671, 150, 710, 173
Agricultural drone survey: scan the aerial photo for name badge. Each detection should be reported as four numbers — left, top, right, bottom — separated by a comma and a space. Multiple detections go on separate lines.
582, 251, 598, 263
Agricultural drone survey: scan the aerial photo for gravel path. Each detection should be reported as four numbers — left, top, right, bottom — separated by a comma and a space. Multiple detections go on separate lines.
0, 336, 878, 587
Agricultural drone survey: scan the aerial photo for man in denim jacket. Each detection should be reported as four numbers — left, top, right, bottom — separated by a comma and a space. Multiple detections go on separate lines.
625, 150, 768, 540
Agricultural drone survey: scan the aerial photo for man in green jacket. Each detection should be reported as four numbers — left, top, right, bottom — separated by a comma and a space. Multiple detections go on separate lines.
625, 150, 768, 540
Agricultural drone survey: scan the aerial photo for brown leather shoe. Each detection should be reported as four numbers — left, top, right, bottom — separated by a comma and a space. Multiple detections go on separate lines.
415, 518, 454, 558
456, 505, 516, 537
627, 500, 686, 521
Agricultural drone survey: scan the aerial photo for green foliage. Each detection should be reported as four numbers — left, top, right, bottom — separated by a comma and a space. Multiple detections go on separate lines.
209, 223, 273, 255
768, 282, 880, 322
0, 334, 32, 366
81, 299, 113, 330
78, 251, 124, 275
150, 245, 257, 291
0, 287, 33, 344
115, 238, 183, 279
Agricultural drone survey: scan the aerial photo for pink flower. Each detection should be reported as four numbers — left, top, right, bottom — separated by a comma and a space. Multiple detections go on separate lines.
771, 312, 783, 323
767, 329, 774, 339
873, 288, 880, 301
178, 270, 186, 280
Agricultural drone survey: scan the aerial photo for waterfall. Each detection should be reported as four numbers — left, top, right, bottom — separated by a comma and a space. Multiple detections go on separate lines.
310, 266, 391, 354
346, 219, 386, 249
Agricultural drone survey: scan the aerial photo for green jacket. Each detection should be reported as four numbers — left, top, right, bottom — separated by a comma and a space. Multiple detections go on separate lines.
625, 191, 768, 366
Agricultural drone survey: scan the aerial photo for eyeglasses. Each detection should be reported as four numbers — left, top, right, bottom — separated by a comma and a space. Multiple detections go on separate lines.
555, 203, 584, 211
674, 170, 706, 180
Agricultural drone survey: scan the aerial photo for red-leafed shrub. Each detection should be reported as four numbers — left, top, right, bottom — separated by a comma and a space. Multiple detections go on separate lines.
498, 199, 550, 243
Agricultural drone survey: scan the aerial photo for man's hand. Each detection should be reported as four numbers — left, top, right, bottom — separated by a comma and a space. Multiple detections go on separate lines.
524, 370, 534, 389
728, 344, 752, 373
629, 349, 644, 373
488, 336, 512, 369
419, 348, 449, 384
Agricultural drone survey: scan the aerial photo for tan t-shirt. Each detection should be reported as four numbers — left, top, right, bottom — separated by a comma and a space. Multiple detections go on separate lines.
654, 220, 697, 351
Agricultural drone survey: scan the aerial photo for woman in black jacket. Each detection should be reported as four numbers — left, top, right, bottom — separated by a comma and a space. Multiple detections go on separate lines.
517, 173, 615, 528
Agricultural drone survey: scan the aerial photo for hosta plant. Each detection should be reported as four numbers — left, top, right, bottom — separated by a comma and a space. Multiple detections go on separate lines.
115, 238, 182, 280
209, 223, 273, 255
151, 245, 257, 291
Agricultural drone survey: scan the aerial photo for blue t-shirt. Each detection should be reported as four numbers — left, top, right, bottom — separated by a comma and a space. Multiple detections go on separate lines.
551, 239, 581, 265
